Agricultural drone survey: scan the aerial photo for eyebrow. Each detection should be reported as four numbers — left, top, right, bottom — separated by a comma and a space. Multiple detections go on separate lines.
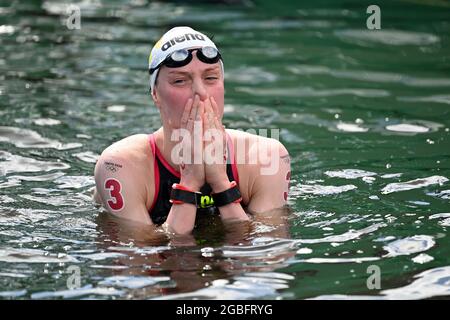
168, 67, 220, 75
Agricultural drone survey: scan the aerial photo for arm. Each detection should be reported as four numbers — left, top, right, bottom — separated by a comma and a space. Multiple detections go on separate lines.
94, 152, 153, 225
204, 96, 249, 222
246, 139, 291, 214
163, 95, 206, 235
163, 179, 200, 235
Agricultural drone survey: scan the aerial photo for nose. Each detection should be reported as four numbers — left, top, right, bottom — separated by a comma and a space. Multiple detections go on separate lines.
192, 77, 208, 101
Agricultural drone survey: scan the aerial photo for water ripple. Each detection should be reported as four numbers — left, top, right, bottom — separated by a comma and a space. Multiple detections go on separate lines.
0, 289, 27, 298
235, 86, 390, 98
325, 169, 377, 179
287, 65, 450, 87
221, 239, 296, 258
427, 189, 450, 200
73, 252, 127, 261
30, 285, 123, 299
295, 257, 380, 264
312, 266, 450, 299
429, 213, 450, 227
72, 151, 99, 163
336, 122, 369, 132
385, 124, 430, 133
54, 175, 95, 189
154, 272, 293, 300
226, 67, 278, 84
0, 248, 79, 263
383, 235, 435, 257
381, 266, 450, 299
381, 175, 448, 194
98, 275, 170, 289
0, 126, 81, 150
412, 253, 434, 264
398, 94, 450, 105
0, 151, 69, 176
298, 223, 386, 244
291, 183, 357, 197
335, 29, 439, 46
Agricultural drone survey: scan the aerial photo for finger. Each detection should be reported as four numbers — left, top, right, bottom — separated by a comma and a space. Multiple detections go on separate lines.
210, 96, 219, 116
189, 94, 199, 121
187, 95, 199, 132
196, 100, 204, 122
207, 106, 215, 128
203, 97, 212, 121
193, 101, 204, 162
186, 112, 195, 132
202, 105, 211, 132
180, 98, 193, 128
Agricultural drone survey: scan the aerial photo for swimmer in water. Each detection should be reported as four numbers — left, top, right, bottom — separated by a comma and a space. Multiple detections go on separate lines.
93, 26, 291, 235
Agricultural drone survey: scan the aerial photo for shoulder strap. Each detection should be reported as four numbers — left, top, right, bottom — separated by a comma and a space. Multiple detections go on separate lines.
226, 131, 240, 186
148, 134, 160, 214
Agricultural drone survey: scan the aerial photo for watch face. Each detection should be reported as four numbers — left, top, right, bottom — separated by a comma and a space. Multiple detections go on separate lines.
198, 194, 215, 209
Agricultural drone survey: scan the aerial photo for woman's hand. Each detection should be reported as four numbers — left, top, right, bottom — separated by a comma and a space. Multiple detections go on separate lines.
178, 94, 205, 191
203, 96, 230, 192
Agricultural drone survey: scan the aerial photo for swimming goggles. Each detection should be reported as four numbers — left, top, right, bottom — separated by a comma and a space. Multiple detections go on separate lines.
149, 46, 222, 75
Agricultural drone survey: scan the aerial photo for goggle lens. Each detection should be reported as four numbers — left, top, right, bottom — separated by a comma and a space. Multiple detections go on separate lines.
150, 46, 221, 74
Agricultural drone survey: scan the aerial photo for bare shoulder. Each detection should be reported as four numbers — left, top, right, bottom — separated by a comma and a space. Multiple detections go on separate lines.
225, 129, 289, 204
100, 134, 152, 163
94, 133, 155, 209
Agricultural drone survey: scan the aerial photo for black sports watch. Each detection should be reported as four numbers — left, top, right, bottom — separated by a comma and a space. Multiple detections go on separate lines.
170, 184, 203, 207
211, 181, 242, 207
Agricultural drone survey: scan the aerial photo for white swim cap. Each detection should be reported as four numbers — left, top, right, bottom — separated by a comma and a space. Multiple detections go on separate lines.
148, 26, 224, 93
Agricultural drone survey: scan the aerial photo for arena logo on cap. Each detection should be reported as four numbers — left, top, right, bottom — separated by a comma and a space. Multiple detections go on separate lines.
162, 33, 206, 51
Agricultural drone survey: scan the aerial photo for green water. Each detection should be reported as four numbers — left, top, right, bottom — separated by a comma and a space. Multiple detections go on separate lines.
0, 0, 449, 299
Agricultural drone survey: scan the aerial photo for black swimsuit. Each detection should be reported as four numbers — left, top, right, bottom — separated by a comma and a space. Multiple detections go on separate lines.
148, 133, 240, 225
